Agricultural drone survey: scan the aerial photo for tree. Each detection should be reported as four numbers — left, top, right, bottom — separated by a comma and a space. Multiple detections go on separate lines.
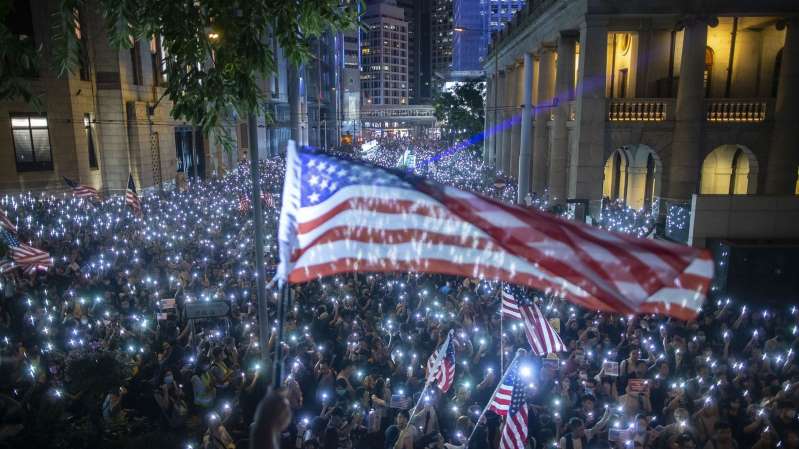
433, 81, 485, 146
1, 0, 359, 144
0, 0, 40, 106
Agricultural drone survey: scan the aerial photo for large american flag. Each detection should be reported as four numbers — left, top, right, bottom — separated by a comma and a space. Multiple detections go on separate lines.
426, 332, 456, 393
0, 229, 52, 274
488, 358, 529, 449
501, 290, 565, 356
125, 174, 142, 216
0, 209, 16, 233
63, 176, 100, 201
276, 142, 712, 320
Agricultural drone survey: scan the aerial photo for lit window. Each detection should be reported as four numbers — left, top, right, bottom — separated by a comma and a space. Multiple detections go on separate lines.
10, 114, 53, 172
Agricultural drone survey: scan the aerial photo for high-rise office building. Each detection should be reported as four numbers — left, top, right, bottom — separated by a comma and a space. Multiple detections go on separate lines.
396, 0, 432, 103
451, 0, 525, 77
431, 0, 453, 86
360, 0, 409, 106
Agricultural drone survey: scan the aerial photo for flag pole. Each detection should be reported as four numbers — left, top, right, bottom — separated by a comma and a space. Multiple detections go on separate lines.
466, 348, 526, 444
500, 286, 504, 372
271, 281, 290, 389
408, 330, 453, 420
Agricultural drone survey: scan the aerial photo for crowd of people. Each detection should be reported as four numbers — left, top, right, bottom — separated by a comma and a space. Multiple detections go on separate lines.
0, 138, 796, 449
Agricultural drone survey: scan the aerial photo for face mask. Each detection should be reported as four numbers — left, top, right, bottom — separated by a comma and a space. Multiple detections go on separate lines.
336, 388, 346, 396
164, 375, 174, 384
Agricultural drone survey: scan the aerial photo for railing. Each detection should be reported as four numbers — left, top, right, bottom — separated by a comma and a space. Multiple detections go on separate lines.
706, 99, 767, 123
607, 99, 670, 122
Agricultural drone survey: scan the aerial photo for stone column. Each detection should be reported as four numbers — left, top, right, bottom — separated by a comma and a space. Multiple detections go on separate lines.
766, 19, 799, 194
667, 18, 709, 200
484, 74, 494, 162
495, 70, 507, 173
517, 52, 535, 202
510, 64, 523, 179
504, 64, 518, 175
533, 46, 556, 194
571, 19, 608, 217
551, 31, 578, 202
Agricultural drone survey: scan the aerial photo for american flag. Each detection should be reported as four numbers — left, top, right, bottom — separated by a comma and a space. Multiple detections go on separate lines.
125, 175, 141, 216
261, 192, 275, 208
63, 176, 100, 201
486, 357, 530, 449
501, 289, 521, 319
276, 142, 712, 320
426, 332, 456, 393
239, 194, 251, 212
501, 290, 565, 356
0, 209, 16, 233
0, 229, 52, 274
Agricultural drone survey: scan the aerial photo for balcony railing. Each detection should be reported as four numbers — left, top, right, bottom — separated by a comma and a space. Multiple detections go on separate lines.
706, 99, 767, 123
608, 99, 670, 122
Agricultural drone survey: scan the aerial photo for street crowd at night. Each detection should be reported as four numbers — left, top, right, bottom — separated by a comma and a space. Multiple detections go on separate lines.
0, 138, 797, 449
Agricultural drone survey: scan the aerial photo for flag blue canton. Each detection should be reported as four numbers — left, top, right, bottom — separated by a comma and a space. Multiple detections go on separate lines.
445, 339, 456, 364
298, 152, 411, 207
505, 360, 527, 415
1, 228, 20, 247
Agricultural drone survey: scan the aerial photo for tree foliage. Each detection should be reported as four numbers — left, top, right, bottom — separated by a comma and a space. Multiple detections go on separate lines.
0, 0, 41, 107
433, 81, 485, 146
2, 0, 360, 143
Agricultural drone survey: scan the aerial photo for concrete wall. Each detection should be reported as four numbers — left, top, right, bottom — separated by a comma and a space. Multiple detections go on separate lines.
689, 195, 799, 247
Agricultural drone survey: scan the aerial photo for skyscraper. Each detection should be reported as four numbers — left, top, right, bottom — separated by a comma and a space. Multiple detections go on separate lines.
360, 0, 409, 106
396, 0, 432, 103
431, 0, 453, 87
451, 0, 526, 78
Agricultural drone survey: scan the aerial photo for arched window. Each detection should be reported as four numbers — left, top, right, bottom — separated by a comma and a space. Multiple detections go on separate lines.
772, 48, 783, 97
704, 47, 714, 97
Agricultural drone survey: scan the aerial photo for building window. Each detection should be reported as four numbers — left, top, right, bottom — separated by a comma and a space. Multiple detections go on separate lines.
10, 114, 53, 172
130, 41, 143, 85
84, 114, 98, 169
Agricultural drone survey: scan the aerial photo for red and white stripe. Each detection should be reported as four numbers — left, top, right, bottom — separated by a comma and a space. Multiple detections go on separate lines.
261, 192, 275, 208
11, 243, 52, 269
488, 381, 514, 415
126, 190, 141, 215
500, 404, 528, 449
72, 185, 100, 201
520, 300, 565, 356
425, 333, 455, 393
501, 290, 521, 319
0, 209, 16, 233
277, 142, 713, 320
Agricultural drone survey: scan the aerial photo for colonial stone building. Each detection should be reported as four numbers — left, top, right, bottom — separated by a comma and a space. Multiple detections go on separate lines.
483, 0, 798, 214
0, 0, 301, 195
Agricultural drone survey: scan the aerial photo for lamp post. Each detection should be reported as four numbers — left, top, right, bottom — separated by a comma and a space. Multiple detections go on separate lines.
209, 29, 270, 368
